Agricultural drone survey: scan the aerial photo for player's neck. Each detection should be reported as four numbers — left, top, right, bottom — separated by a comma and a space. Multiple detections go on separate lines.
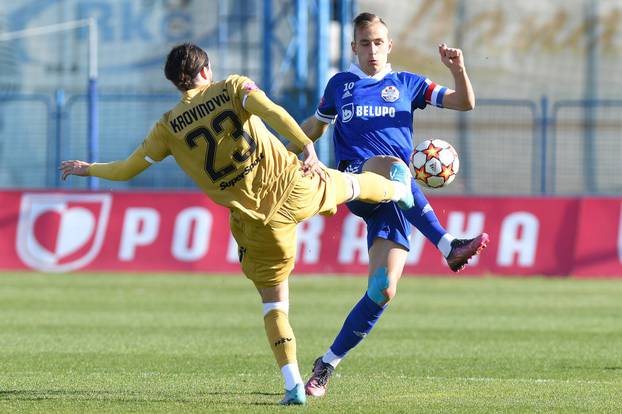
350, 62, 392, 80
194, 79, 212, 88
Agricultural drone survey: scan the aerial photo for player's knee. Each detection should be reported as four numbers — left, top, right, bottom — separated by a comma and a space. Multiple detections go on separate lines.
382, 285, 397, 303
367, 267, 390, 306
363, 156, 402, 177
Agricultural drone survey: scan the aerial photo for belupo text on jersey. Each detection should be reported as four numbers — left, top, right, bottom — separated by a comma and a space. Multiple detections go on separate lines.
341, 103, 396, 123
355, 105, 396, 118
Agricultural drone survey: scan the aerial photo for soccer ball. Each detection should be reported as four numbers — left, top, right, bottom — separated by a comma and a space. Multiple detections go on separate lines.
409, 139, 460, 188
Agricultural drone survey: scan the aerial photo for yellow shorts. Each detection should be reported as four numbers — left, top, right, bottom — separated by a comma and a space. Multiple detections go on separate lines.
229, 168, 352, 288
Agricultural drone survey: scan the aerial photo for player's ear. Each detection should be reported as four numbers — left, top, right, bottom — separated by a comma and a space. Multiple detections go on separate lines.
387, 38, 393, 54
351, 40, 357, 54
202, 65, 212, 82
207, 62, 213, 81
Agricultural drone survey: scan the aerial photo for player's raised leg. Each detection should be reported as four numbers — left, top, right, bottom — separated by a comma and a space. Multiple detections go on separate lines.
363, 156, 489, 271
405, 181, 490, 271
331, 163, 414, 210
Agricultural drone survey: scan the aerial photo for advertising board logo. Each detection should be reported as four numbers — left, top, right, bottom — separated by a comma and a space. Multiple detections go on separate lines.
16, 193, 112, 272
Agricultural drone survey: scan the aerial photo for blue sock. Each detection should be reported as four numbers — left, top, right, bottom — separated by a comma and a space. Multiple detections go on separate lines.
403, 178, 447, 245
329, 294, 386, 358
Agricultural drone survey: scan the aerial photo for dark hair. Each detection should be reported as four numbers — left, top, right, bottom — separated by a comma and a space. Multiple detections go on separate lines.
352, 12, 388, 40
164, 43, 209, 91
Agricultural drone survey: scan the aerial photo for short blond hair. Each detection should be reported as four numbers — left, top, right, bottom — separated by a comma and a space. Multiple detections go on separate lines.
353, 12, 388, 40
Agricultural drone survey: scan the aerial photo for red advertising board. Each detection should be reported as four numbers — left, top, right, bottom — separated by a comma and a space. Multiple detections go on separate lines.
572, 198, 622, 277
0, 190, 620, 277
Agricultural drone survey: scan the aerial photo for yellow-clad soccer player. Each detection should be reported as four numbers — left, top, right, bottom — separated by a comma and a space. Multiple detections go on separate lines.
60, 43, 414, 405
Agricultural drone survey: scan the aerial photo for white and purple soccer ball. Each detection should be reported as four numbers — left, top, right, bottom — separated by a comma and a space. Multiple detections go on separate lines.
409, 139, 460, 188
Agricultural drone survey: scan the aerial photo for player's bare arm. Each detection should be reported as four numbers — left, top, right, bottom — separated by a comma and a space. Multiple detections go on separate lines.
301, 116, 329, 142
438, 43, 475, 111
286, 116, 328, 154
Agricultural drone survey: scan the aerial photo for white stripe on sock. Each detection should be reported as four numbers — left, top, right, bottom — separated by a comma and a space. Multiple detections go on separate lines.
438, 233, 456, 258
346, 173, 361, 201
322, 349, 343, 368
263, 301, 289, 316
281, 363, 303, 390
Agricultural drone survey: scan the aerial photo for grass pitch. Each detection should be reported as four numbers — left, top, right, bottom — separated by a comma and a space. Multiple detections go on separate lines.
0, 273, 621, 413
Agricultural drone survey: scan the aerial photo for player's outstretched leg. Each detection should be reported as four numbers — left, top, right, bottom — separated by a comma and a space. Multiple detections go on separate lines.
403, 178, 447, 246
402, 176, 490, 271
355, 157, 412, 210
388, 162, 414, 210
359, 156, 489, 272
446, 233, 490, 272
351, 170, 413, 209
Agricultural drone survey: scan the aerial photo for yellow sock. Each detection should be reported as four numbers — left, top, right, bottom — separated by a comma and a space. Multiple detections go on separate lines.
264, 309, 297, 368
355, 172, 397, 203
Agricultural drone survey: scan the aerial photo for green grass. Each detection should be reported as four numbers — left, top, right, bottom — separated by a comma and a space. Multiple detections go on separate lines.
0, 273, 621, 413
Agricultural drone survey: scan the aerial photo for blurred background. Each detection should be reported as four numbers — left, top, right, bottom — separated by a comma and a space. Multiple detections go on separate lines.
0, 0, 620, 196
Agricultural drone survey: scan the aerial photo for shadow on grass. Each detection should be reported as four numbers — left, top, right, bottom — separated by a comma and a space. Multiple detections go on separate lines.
204, 391, 280, 396
564, 365, 622, 371
0, 389, 282, 406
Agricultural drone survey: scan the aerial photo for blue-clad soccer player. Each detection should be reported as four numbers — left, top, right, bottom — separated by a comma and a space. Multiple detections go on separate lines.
289, 13, 490, 396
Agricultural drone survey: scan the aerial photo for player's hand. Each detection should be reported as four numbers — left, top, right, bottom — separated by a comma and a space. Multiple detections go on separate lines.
438, 43, 465, 72
300, 142, 326, 181
59, 160, 91, 180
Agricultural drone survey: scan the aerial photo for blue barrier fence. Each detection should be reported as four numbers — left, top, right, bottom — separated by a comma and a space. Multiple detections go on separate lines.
0, 94, 54, 188
1, 92, 621, 195
550, 100, 622, 195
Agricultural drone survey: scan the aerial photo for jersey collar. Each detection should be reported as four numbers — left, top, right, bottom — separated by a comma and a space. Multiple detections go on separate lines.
183, 84, 210, 102
348, 63, 393, 80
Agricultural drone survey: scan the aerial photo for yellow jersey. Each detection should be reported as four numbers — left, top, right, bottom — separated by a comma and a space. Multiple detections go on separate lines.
141, 75, 304, 223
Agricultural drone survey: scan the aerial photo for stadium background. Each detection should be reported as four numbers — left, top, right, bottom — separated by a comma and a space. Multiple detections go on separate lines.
0, 0, 621, 276
1, 4, 620, 412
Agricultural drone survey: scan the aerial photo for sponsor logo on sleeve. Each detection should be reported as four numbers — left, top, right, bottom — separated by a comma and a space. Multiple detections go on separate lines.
243, 81, 258, 92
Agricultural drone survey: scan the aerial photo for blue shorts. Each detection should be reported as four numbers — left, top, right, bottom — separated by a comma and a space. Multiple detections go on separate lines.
339, 160, 410, 251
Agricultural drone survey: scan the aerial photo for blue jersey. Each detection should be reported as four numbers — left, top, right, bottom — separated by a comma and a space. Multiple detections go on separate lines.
316, 63, 447, 164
